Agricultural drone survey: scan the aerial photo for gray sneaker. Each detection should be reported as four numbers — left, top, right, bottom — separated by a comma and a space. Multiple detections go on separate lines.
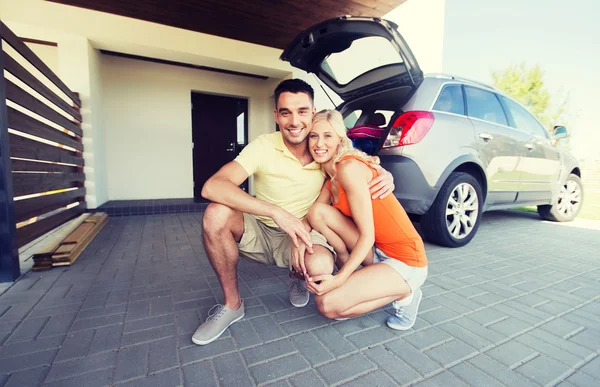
289, 279, 309, 307
192, 300, 245, 345
387, 289, 422, 331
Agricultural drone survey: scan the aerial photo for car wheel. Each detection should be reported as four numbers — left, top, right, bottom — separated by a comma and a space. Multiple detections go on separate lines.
421, 172, 483, 248
538, 174, 583, 222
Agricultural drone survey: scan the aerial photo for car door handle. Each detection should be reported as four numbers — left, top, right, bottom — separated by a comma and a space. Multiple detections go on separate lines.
525, 143, 535, 151
479, 133, 493, 141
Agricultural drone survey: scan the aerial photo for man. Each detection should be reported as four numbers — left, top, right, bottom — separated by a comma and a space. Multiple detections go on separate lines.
193, 79, 394, 345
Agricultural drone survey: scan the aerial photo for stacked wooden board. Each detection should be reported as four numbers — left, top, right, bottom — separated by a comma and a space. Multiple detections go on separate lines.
32, 213, 108, 271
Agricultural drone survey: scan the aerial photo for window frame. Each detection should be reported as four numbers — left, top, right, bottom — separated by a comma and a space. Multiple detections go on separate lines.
463, 85, 510, 127
499, 95, 550, 139
431, 83, 466, 116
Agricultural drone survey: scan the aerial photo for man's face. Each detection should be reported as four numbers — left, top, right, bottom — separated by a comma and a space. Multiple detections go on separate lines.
274, 92, 315, 146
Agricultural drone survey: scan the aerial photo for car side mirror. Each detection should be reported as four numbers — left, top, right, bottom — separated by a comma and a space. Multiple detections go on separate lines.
552, 125, 568, 140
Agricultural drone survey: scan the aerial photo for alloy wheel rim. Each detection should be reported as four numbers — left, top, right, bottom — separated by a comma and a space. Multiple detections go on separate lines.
556, 179, 582, 218
446, 183, 479, 239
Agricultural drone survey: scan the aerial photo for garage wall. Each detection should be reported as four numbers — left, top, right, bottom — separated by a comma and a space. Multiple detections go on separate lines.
100, 54, 275, 200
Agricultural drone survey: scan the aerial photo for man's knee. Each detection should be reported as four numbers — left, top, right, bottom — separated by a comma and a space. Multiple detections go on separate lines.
304, 246, 334, 277
203, 203, 242, 239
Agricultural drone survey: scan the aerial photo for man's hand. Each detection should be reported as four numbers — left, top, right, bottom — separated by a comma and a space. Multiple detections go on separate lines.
291, 242, 310, 276
305, 273, 345, 296
271, 208, 314, 250
369, 165, 395, 199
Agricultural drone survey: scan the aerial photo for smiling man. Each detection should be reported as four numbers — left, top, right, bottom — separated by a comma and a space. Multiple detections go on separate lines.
194, 79, 394, 346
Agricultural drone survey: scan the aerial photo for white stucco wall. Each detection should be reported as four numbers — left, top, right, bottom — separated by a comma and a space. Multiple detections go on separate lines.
0, 0, 296, 206
384, 0, 446, 74
100, 54, 275, 200
24, 42, 59, 75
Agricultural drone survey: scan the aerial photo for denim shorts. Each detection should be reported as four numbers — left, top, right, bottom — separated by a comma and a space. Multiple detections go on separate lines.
372, 247, 428, 293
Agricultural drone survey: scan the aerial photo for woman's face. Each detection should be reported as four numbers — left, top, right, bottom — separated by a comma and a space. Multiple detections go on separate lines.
308, 120, 342, 164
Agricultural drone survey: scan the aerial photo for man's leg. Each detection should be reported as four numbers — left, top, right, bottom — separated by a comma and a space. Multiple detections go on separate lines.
202, 203, 245, 310
193, 203, 245, 346
304, 245, 335, 277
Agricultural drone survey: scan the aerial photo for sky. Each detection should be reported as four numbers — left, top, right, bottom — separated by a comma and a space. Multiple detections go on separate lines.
439, 0, 599, 159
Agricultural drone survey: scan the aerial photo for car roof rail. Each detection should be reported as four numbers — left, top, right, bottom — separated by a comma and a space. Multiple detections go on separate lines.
425, 73, 497, 91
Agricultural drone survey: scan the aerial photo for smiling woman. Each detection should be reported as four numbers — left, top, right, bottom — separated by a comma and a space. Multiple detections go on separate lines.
303, 109, 428, 331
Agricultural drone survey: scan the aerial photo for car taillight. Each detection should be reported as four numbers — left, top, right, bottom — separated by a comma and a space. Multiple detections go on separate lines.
382, 111, 434, 148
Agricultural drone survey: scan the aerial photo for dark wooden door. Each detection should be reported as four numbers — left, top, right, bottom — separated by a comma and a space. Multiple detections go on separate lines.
191, 93, 247, 200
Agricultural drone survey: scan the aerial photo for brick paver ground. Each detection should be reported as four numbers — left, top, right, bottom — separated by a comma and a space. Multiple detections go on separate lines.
0, 210, 599, 387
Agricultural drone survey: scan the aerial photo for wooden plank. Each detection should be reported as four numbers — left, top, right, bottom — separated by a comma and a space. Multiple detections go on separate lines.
4, 80, 82, 137
10, 159, 80, 173
16, 202, 86, 247
85, 213, 108, 224
52, 213, 108, 266
9, 133, 84, 166
1, 22, 81, 107
15, 187, 86, 223
54, 244, 76, 254
3, 53, 82, 121
27, 213, 90, 256
7, 107, 83, 151
62, 222, 94, 244
12, 172, 84, 197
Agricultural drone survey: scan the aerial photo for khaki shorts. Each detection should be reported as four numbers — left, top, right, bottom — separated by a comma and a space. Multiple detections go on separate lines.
238, 213, 334, 269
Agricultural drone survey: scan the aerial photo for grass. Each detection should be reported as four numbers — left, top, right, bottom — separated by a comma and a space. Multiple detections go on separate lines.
514, 191, 600, 220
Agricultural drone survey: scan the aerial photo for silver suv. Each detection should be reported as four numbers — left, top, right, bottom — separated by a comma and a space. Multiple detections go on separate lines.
282, 16, 583, 247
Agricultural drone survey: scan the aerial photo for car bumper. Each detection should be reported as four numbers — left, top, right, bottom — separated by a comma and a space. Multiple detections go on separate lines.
379, 155, 437, 215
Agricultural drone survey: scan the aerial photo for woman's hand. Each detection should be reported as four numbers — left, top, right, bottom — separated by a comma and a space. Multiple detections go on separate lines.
291, 242, 309, 277
305, 273, 346, 296
369, 165, 395, 199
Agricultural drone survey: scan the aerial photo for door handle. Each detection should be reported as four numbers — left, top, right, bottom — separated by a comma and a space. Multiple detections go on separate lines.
479, 133, 493, 141
525, 143, 535, 151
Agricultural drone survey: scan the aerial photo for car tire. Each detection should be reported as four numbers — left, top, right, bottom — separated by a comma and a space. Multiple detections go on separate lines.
537, 174, 583, 222
421, 172, 483, 248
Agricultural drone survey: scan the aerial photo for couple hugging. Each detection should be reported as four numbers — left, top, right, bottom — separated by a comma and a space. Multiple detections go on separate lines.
193, 79, 428, 346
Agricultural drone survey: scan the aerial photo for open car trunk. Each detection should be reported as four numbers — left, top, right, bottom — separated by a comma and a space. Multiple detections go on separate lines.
280, 16, 423, 105
338, 87, 410, 155
281, 16, 423, 155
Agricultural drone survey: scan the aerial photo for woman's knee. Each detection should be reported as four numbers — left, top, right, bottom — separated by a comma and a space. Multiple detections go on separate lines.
307, 203, 331, 225
316, 294, 341, 319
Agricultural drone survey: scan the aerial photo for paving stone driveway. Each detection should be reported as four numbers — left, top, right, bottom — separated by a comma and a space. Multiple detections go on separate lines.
0, 210, 599, 387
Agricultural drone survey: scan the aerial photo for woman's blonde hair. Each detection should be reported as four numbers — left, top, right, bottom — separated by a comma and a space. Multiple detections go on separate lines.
312, 109, 379, 180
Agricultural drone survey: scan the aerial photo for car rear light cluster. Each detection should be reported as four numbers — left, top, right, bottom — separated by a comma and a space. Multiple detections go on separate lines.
383, 111, 434, 148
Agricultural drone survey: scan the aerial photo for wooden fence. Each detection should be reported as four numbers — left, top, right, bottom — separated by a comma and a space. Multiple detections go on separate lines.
0, 21, 85, 281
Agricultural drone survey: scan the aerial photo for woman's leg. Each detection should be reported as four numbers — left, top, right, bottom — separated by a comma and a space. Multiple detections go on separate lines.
315, 263, 411, 319
307, 203, 374, 269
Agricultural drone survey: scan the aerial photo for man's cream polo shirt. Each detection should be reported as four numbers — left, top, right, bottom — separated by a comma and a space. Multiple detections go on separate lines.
234, 132, 325, 227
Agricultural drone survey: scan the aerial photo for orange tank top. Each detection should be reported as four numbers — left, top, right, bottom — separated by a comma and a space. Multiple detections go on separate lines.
327, 155, 427, 267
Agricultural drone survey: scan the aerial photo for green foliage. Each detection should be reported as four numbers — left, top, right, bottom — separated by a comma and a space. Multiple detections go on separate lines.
492, 63, 568, 131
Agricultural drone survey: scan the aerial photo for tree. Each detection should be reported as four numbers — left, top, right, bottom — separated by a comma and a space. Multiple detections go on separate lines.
492, 63, 568, 131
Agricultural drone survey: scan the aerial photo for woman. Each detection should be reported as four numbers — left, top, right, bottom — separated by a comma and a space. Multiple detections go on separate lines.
303, 109, 428, 330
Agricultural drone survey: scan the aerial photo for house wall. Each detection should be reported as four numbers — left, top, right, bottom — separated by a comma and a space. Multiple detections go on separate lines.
24, 42, 59, 75
99, 54, 275, 200
0, 0, 295, 206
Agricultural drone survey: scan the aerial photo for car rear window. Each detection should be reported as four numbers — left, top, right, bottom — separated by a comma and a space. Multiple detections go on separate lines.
465, 86, 508, 126
433, 84, 465, 115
